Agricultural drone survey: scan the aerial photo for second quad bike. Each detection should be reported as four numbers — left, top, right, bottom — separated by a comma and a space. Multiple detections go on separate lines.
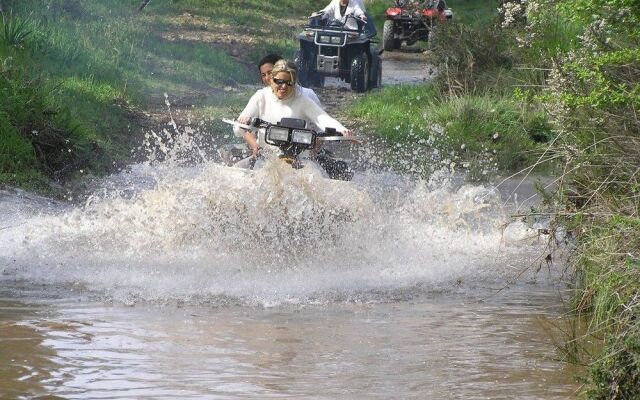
295, 12, 382, 93
383, 0, 453, 51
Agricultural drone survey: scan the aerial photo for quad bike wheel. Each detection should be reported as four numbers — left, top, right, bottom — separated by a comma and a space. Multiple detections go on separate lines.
350, 52, 369, 93
383, 20, 395, 52
370, 58, 382, 88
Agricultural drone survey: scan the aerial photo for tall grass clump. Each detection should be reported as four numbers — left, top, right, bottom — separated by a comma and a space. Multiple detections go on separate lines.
1, 10, 34, 47
429, 22, 517, 96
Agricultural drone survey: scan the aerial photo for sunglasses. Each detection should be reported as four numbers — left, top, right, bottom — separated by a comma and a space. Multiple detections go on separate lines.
272, 78, 293, 87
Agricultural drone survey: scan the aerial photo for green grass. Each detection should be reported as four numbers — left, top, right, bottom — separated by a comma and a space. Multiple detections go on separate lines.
0, 112, 39, 175
349, 84, 552, 179
446, 0, 499, 27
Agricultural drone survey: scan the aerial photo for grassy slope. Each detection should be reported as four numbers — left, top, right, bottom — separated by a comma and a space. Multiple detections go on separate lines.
0, 0, 316, 190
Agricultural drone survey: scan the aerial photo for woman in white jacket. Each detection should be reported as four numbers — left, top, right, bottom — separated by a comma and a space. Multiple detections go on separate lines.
235, 59, 352, 160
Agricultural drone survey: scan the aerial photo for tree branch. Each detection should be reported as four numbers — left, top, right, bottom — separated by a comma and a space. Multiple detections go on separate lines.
137, 0, 151, 12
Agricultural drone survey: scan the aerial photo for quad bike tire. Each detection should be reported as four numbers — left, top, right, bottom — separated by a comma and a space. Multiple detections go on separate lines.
370, 58, 382, 89
383, 20, 395, 52
350, 52, 369, 93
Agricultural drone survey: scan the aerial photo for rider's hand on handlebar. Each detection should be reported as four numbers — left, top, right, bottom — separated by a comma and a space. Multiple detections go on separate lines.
238, 116, 251, 125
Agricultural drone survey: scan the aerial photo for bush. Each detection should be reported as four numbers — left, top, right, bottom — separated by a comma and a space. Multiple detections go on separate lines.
430, 21, 517, 95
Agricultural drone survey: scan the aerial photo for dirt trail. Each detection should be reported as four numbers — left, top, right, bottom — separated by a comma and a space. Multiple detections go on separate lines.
315, 49, 436, 125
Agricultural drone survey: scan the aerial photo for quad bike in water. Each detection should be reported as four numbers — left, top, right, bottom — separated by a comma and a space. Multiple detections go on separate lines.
295, 12, 382, 93
383, 0, 453, 51
219, 117, 358, 181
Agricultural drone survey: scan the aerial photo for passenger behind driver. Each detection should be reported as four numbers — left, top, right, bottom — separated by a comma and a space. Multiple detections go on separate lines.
235, 59, 352, 161
314, 0, 366, 31
258, 53, 322, 107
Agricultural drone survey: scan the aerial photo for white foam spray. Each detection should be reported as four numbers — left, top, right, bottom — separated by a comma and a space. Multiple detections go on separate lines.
0, 118, 553, 306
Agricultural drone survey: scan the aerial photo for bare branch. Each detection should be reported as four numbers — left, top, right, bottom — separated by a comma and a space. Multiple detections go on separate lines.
137, 0, 151, 12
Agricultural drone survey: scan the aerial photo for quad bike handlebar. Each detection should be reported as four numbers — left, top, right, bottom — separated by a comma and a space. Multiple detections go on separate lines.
222, 118, 360, 176
223, 118, 360, 142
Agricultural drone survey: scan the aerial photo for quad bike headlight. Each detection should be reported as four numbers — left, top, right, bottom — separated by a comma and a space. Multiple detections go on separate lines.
291, 129, 314, 145
267, 126, 290, 142
319, 35, 331, 44
331, 35, 343, 44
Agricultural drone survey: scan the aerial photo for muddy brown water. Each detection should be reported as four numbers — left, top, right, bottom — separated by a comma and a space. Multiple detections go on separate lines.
0, 52, 580, 399
1, 289, 579, 399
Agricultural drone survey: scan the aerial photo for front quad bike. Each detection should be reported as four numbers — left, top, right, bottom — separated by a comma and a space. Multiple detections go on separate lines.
220, 118, 357, 181
295, 12, 382, 93
383, 0, 453, 51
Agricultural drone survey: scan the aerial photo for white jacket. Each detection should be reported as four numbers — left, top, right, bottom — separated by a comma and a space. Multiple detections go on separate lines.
320, 1, 365, 30
234, 87, 346, 150
299, 86, 322, 107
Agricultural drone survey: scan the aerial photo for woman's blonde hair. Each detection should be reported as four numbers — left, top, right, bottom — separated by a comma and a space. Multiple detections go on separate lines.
271, 59, 297, 85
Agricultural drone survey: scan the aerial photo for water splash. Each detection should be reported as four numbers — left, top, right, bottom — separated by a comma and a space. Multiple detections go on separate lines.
0, 115, 553, 306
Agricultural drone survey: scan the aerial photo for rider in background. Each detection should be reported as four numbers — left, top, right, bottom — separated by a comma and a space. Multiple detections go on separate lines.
258, 54, 322, 107
235, 59, 351, 160
328, 0, 377, 36
314, 0, 367, 31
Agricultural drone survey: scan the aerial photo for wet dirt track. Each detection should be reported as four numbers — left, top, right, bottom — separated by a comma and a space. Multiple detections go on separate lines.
316, 48, 436, 121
